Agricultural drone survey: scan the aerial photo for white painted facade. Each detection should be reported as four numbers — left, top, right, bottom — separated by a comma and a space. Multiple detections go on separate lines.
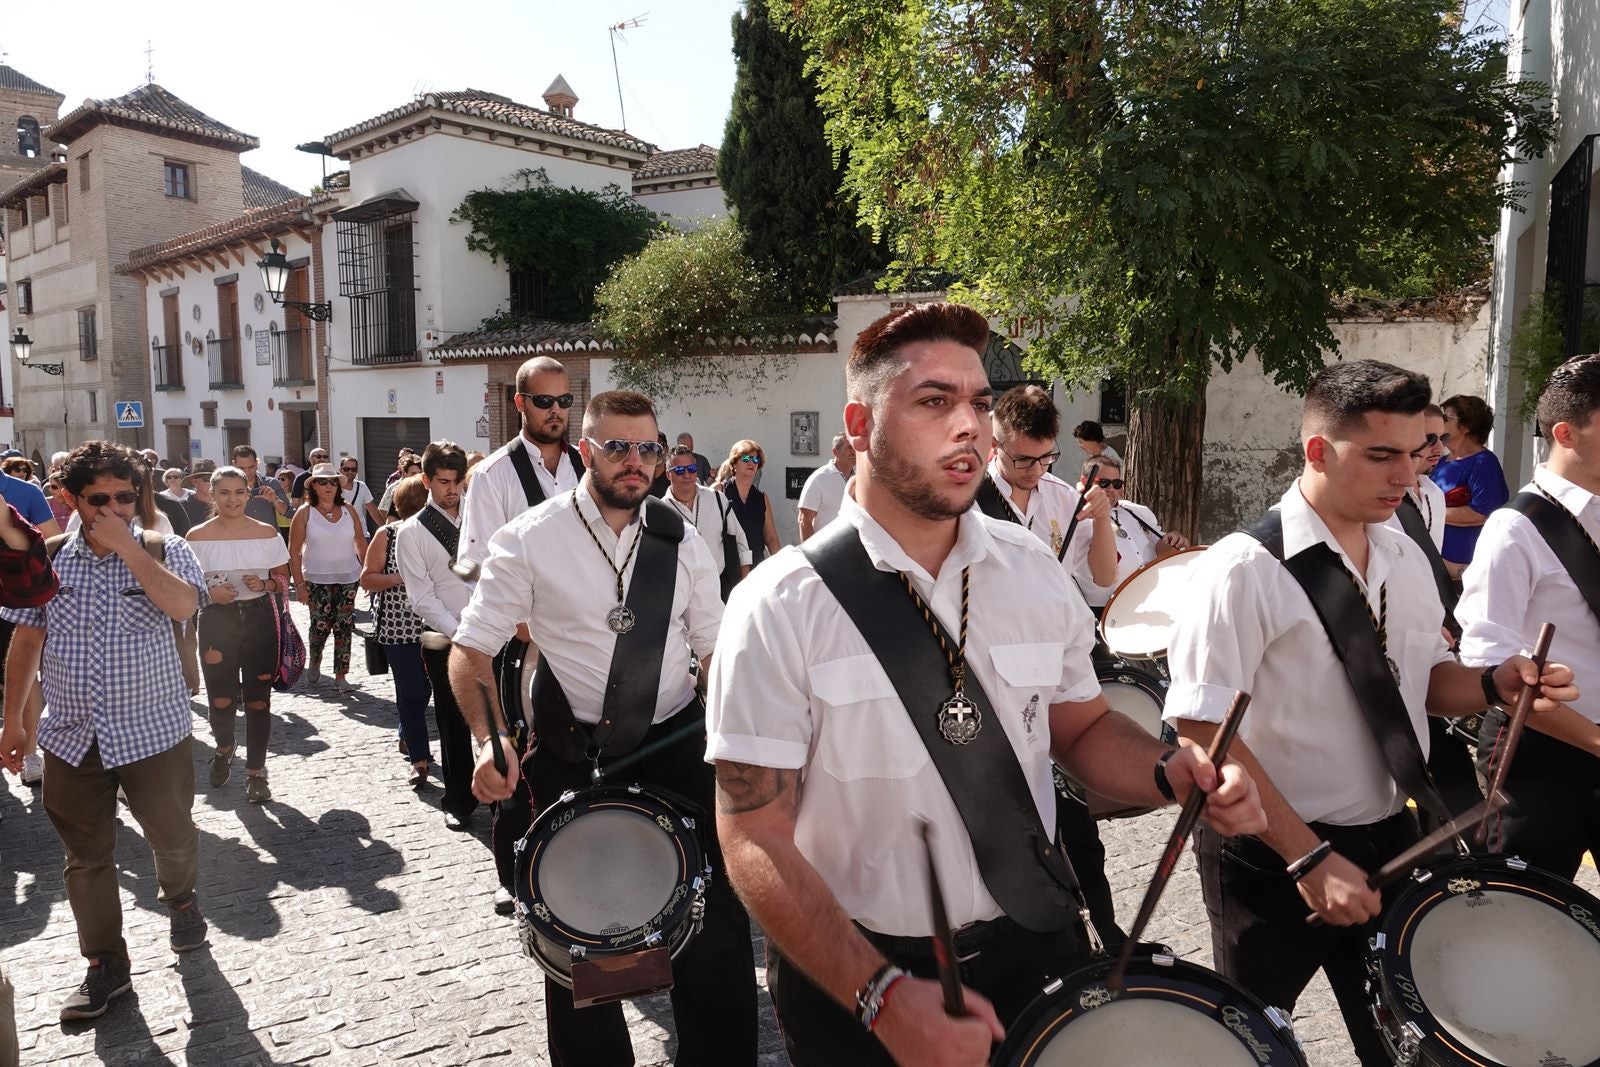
632, 182, 725, 228
1485, 0, 1600, 485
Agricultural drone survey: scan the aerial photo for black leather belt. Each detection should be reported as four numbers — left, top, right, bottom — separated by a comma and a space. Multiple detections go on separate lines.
859, 915, 1020, 965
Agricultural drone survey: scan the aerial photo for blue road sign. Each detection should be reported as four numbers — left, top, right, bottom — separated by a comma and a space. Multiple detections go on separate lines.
115, 401, 145, 429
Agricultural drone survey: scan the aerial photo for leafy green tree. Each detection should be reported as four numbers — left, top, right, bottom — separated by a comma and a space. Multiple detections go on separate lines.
778, 0, 1553, 533
719, 3, 884, 312
451, 168, 660, 323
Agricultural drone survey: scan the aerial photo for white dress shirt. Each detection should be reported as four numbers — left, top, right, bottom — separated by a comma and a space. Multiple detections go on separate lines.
394, 502, 472, 636
985, 460, 1094, 573
798, 461, 850, 531
1383, 476, 1446, 551
707, 492, 1101, 934
1458, 467, 1600, 723
662, 484, 752, 575
1164, 483, 1454, 826
1080, 501, 1163, 607
456, 482, 722, 725
458, 435, 583, 568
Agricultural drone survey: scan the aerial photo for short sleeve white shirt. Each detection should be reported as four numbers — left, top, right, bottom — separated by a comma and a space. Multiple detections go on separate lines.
455, 483, 722, 724
798, 462, 850, 531
1457, 467, 1600, 723
985, 461, 1094, 573
1080, 501, 1163, 607
458, 436, 583, 568
1163, 483, 1454, 826
662, 484, 752, 575
707, 492, 1101, 934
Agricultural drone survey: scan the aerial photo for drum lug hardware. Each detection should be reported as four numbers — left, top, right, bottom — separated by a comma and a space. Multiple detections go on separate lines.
1263, 1005, 1294, 1035
1506, 856, 1529, 871
558, 789, 577, 804
1150, 952, 1175, 968
627, 783, 643, 795
1079, 908, 1106, 957
513, 838, 527, 855
1396, 1021, 1424, 1066
682, 816, 697, 830
1042, 977, 1064, 997
1411, 868, 1433, 885
569, 945, 587, 961
689, 897, 706, 934
643, 931, 665, 948
1369, 932, 1387, 953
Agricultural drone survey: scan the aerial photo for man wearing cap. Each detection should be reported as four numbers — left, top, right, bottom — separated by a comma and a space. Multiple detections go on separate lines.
180, 463, 215, 528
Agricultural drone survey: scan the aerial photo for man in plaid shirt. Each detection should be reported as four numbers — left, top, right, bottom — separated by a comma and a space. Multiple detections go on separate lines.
0, 441, 209, 1022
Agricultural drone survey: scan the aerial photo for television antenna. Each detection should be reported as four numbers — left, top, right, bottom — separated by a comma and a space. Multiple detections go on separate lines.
608, 13, 647, 131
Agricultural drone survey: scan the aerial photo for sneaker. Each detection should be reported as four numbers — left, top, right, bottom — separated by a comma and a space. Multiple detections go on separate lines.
245, 774, 272, 804
493, 887, 515, 915
20, 752, 43, 785
59, 958, 131, 1020
333, 678, 356, 694
208, 750, 233, 788
303, 664, 322, 687
169, 898, 208, 952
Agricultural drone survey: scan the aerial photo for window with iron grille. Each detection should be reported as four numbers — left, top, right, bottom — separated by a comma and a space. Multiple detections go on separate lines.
202, 403, 218, 429
510, 267, 552, 317
164, 161, 191, 200
15, 280, 31, 315
16, 117, 40, 158
88, 391, 98, 423
334, 196, 419, 366
78, 307, 97, 361
1546, 134, 1600, 361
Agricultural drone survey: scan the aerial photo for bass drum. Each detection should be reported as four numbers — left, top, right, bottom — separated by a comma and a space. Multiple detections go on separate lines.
995, 952, 1306, 1066
1099, 547, 1210, 674
1368, 854, 1600, 1066
1053, 664, 1173, 820
514, 783, 710, 995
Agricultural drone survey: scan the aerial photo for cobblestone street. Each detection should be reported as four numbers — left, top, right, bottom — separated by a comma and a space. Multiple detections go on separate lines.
1, 602, 1595, 1065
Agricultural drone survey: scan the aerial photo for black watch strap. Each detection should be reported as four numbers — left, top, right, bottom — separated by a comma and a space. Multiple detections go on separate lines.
1153, 747, 1179, 803
1481, 665, 1503, 708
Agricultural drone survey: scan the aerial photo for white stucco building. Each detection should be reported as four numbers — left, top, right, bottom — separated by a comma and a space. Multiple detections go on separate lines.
631, 144, 725, 228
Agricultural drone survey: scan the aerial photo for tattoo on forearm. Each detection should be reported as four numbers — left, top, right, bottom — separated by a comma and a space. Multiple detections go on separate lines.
716, 763, 800, 816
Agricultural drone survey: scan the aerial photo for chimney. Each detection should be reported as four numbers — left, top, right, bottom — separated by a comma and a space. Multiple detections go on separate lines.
542, 75, 578, 119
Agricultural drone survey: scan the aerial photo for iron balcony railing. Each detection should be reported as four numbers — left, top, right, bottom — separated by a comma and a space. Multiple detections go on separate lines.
272, 327, 313, 386
153, 341, 184, 391
207, 336, 243, 389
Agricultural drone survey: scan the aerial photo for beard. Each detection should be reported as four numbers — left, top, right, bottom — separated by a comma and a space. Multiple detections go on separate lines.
592, 467, 651, 511
522, 411, 568, 445
870, 426, 980, 521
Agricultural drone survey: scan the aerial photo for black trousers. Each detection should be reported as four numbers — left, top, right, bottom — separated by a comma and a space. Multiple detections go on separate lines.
1195, 810, 1420, 1067
1057, 792, 1126, 948
768, 916, 1083, 1066
491, 639, 533, 893
1479, 708, 1600, 880
529, 708, 758, 1067
420, 639, 477, 819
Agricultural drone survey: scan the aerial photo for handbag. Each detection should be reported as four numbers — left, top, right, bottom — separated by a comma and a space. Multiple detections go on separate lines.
358, 590, 389, 675
271, 592, 307, 692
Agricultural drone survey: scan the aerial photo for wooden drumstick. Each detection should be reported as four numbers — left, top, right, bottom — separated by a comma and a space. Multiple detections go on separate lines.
1108, 691, 1251, 995
1476, 622, 1555, 848
1367, 790, 1509, 890
917, 818, 967, 1017
1057, 464, 1099, 563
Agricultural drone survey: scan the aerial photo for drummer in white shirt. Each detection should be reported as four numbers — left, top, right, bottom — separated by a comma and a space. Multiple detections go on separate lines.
1075, 455, 1190, 608
1457, 355, 1600, 882
798, 433, 855, 541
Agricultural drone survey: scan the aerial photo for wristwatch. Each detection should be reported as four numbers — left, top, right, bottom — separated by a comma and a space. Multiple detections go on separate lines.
1153, 748, 1179, 803
474, 732, 507, 758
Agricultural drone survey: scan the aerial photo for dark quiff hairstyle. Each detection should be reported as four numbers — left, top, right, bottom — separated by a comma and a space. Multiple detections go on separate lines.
1441, 394, 1494, 445
847, 302, 991, 403
1301, 360, 1431, 437
582, 390, 658, 438
1537, 355, 1600, 439
61, 440, 144, 496
420, 439, 469, 479
229, 444, 259, 462
993, 384, 1060, 442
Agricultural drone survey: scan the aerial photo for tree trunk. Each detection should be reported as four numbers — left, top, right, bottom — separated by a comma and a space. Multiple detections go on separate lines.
1125, 337, 1208, 541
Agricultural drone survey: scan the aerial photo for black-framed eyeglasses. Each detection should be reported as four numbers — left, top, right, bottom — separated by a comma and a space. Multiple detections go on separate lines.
519, 391, 574, 410
737, 453, 763, 466
1004, 448, 1060, 471
84, 491, 139, 507
669, 464, 699, 476
587, 437, 666, 464
1094, 478, 1125, 490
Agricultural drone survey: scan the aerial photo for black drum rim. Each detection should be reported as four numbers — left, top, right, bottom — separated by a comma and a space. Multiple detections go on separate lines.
994, 953, 1306, 1067
1371, 854, 1600, 1067
516, 783, 706, 959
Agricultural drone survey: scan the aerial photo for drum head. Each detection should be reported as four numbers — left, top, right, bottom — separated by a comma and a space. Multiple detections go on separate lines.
1099, 547, 1208, 660
537, 807, 684, 936
1099, 668, 1169, 740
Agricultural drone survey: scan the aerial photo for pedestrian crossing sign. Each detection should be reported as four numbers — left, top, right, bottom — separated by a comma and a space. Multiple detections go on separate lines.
115, 401, 145, 428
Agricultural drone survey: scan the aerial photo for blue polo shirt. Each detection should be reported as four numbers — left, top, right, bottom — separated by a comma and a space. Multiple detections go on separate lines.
0, 472, 54, 528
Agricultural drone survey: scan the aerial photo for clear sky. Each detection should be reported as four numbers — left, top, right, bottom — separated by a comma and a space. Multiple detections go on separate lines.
3, 0, 741, 193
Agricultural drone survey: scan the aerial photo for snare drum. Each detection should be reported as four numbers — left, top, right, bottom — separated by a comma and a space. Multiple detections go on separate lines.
1054, 663, 1173, 820
1368, 854, 1600, 1066
514, 783, 710, 996
1099, 547, 1210, 672
995, 952, 1307, 1066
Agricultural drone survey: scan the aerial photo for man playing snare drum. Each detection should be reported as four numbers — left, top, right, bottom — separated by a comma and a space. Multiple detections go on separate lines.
1164, 359, 1575, 1066
450, 390, 757, 1067
708, 303, 1267, 1066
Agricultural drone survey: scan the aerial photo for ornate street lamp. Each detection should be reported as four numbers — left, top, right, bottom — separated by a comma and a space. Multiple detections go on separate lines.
11, 328, 62, 375
256, 238, 332, 322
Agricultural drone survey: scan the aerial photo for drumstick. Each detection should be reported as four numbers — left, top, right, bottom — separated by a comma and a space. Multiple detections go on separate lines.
1367, 790, 1509, 890
917, 818, 966, 1017
591, 716, 706, 783
1057, 464, 1099, 563
1108, 691, 1251, 995
1476, 622, 1555, 847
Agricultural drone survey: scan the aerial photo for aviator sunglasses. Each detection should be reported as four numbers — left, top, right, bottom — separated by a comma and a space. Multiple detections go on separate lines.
82, 491, 140, 507
586, 438, 666, 463
669, 463, 699, 476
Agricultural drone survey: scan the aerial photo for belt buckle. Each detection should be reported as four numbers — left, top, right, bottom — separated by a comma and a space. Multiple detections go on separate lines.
951, 921, 984, 963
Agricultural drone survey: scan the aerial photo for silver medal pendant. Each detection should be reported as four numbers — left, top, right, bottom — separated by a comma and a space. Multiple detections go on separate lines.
938, 693, 982, 745
1386, 654, 1401, 685
1115, 526, 1129, 540
606, 603, 636, 634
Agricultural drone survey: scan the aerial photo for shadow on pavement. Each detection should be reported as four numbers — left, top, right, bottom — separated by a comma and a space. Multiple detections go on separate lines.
59, 987, 178, 1067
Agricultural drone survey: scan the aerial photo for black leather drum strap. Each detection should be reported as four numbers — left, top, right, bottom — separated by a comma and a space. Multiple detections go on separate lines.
1246, 511, 1449, 821
1394, 495, 1460, 641
802, 522, 1077, 933
507, 442, 586, 508
416, 504, 461, 561
1506, 490, 1600, 626
529, 498, 686, 762
974, 474, 1015, 523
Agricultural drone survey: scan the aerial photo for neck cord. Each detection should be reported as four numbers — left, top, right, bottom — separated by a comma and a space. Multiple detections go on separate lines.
573, 489, 643, 604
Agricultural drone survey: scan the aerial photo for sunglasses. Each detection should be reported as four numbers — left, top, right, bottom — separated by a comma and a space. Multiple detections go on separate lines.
586, 438, 665, 464
340, 465, 358, 473
1094, 478, 1125, 490
83, 491, 140, 507
737, 453, 763, 466
519, 392, 575, 410
669, 464, 699, 476
1424, 433, 1452, 446
313, 478, 339, 486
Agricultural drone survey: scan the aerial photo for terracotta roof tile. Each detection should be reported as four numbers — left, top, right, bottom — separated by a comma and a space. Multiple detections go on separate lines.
242, 166, 301, 209
124, 193, 331, 272
324, 89, 653, 157
48, 83, 257, 150
635, 144, 718, 181
0, 65, 62, 98
0, 162, 67, 208
432, 315, 837, 361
